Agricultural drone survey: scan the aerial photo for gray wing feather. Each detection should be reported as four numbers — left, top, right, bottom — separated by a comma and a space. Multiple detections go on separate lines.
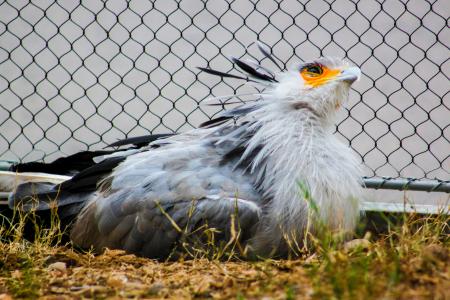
70, 139, 262, 258
72, 195, 261, 258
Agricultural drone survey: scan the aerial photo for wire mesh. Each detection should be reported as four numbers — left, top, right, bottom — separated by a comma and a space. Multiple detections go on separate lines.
0, 0, 449, 184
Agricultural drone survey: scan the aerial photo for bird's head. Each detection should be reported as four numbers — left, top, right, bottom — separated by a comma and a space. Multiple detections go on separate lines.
272, 57, 361, 123
199, 48, 361, 130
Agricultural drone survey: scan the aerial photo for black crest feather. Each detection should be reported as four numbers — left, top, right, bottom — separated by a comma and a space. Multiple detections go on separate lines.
256, 41, 284, 71
231, 57, 278, 82
197, 67, 255, 82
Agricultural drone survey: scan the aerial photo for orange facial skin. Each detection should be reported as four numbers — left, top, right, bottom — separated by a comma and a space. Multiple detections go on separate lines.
300, 64, 341, 87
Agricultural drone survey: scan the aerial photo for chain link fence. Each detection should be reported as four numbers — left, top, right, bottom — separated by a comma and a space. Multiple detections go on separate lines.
0, 0, 449, 187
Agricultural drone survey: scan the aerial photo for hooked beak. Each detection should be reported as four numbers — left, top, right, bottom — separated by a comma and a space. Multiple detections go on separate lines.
339, 67, 361, 84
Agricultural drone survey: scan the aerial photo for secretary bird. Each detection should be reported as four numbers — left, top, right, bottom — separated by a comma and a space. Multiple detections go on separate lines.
6, 43, 363, 258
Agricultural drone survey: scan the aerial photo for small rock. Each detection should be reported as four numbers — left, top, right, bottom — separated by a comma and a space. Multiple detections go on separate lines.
48, 262, 67, 274
106, 274, 128, 288
193, 278, 213, 294
11, 270, 22, 279
0, 294, 13, 300
147, 282, 165, 295
41, 295, 70, 300
422, 244, 448, 263
223, 276, 235, 288
304, 253, 318, 264
103, 249, 127, 257
344, 239, 371, 252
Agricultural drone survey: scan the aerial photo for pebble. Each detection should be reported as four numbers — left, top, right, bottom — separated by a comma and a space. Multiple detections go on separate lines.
344, 238, 371, 251
48, 262, 67, 274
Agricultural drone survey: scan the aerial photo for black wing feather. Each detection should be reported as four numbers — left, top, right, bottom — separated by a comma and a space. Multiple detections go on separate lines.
200, 104, 261, 128
107, 134, 174, 148
200, 116, 231, 128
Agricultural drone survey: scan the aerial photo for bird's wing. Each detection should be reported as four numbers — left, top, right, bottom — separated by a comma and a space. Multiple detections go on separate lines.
70, 139, 262, 258
71, 195, 261, 259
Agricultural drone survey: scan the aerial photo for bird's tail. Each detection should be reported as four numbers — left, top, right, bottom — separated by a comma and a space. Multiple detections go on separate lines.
1, 134, 170, 238
0, 171, 89, 242
1, 149, 131, 241
6, 174, 90, 217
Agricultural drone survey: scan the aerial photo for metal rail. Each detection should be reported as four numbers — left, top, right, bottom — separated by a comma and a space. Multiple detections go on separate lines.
1, 161, 449, 193
360, 201, 449, 215
363, 177, 450, 193
1, 196, 447, 215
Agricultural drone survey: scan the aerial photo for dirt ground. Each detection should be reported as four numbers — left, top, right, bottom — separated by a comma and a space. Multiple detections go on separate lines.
0, 213, 449, 299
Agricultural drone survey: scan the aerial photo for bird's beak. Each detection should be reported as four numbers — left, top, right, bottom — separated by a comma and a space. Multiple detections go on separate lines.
338, 67, 361, 84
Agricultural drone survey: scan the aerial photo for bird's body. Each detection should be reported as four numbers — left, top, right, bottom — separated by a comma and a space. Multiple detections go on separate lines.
7, 46, 363, 258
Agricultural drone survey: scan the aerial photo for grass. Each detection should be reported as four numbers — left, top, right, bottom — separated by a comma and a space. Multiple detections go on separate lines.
306, 212, 449, 299
0, 204, 448, 299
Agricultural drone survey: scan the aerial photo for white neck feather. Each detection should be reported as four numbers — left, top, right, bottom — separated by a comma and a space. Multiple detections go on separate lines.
242, 101, 363, 244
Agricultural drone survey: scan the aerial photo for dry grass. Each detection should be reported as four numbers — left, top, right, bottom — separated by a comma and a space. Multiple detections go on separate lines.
0, 208, 448, 299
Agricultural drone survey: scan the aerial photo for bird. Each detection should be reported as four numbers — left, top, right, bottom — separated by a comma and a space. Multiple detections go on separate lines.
6, 43, 363, 259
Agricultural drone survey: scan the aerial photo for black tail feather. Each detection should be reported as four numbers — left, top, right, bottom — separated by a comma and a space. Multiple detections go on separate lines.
7, 155, 127, 232
59, 156, 126, 193
9, 150, 115, 176
9, 181, 89, 213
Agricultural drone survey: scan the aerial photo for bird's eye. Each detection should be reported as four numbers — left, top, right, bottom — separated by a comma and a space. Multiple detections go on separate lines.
301, 64, 323, 77
300, 62, 340, 87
